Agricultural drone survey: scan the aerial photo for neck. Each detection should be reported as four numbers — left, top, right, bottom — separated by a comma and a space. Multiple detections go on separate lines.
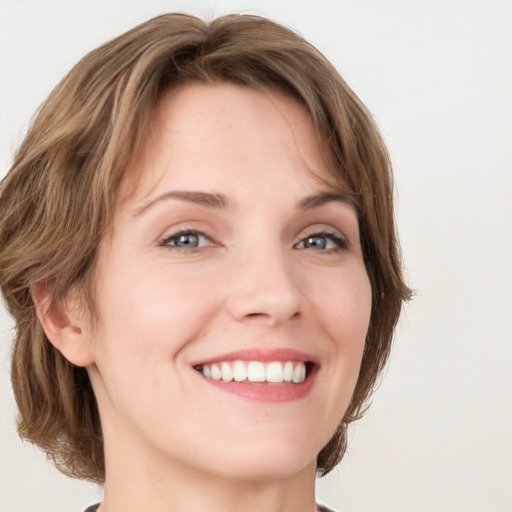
100, 458, 318, 512
98, 422, 319, 512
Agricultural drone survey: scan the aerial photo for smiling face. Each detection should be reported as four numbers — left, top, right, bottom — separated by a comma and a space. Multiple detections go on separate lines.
85, 82, 372, 483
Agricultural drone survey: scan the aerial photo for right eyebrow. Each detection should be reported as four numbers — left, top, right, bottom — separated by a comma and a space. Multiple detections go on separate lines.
133, 190, 231, 217
298, 191, 357, 212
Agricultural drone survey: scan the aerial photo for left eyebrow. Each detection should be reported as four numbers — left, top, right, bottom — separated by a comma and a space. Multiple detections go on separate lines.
133, 190, 231, 217
298, 191, 356, 211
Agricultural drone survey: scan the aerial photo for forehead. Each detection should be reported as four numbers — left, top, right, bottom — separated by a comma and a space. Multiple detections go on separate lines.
120, 82, 345, 208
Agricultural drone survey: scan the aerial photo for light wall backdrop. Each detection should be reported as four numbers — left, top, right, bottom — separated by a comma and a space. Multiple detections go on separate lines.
1, 1, 511, 511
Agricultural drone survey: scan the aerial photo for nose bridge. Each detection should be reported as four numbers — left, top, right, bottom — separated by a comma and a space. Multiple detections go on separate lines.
227, 239, 303, 325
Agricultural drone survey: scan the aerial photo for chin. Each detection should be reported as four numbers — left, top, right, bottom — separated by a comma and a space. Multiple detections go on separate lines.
192, 434, 322, 482
216, 455, 316, 483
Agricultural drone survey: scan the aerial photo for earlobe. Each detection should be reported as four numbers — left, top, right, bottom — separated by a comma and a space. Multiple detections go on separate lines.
31, 281, 95, 367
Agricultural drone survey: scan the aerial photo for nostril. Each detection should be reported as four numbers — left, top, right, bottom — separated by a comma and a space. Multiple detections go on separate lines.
242, 312, 273, 322
241, 311, 301, 327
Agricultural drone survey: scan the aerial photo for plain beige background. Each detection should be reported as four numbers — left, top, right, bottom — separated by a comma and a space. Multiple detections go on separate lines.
1, 1, 511, 511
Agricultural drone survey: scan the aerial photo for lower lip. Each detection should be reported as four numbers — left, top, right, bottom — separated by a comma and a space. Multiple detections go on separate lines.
198, 367, 318, 403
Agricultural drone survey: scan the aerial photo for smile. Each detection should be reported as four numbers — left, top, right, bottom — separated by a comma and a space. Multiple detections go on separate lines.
191, 348, 319, 402
195, 360, 307, 384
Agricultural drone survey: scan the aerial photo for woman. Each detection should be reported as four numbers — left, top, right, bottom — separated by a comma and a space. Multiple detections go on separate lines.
0, 13, 410, 512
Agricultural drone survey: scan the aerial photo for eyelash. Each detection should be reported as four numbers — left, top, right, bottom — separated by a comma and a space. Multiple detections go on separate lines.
158, 228, 349, 253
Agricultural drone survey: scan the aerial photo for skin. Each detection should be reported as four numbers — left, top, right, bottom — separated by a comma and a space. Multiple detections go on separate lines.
42, 83, 372, 512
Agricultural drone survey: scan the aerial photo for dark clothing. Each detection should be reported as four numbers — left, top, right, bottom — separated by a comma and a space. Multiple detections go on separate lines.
84, 503, 335, 511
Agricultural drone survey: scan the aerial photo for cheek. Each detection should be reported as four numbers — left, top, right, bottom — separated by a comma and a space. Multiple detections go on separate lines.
91, 258, 222, 378
89, 263, 221, 417
296, 266, 371, 448
306, 265, 372, 399
307, 265, 372, 344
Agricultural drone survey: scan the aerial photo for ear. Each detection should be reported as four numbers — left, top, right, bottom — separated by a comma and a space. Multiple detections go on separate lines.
31, 281, 95, 367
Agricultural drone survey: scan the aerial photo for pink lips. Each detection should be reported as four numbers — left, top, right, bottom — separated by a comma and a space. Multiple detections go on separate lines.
192, 348, 319, 403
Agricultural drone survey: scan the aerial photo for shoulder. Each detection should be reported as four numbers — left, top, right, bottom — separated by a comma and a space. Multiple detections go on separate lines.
317, 505, 337, 512
84, 503, 334, 512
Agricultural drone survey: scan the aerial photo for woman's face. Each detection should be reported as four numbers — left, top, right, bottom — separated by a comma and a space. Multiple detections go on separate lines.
86, 82, 372, 481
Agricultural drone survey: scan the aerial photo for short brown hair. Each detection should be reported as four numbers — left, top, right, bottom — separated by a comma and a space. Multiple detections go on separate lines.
0, 13, 410, 483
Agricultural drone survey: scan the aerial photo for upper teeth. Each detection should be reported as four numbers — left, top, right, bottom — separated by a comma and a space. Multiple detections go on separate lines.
200, 361, 306, 384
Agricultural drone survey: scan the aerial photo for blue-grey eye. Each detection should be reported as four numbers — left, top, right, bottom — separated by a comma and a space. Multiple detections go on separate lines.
174, 233, 200, 248
304, 236, 328, 250
296, 232, 348, 251
161, 231, 211, 249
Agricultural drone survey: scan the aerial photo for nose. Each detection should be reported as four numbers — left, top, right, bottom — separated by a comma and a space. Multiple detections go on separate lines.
226, 250, 304, 327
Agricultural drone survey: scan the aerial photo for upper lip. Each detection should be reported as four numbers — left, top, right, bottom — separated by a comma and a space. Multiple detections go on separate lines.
191, 348, 319, 366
